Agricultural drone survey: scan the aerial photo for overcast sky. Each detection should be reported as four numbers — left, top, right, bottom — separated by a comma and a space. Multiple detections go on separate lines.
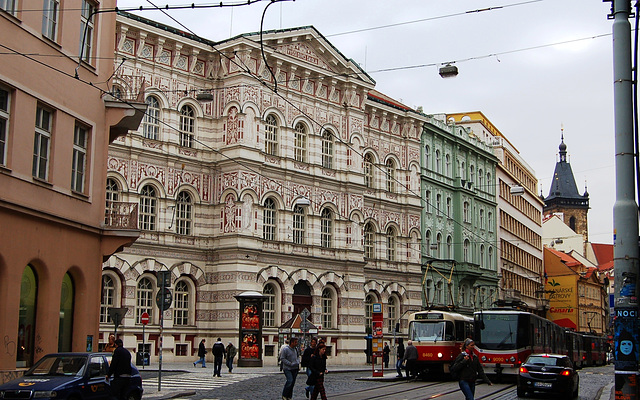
118, 0, 619, 244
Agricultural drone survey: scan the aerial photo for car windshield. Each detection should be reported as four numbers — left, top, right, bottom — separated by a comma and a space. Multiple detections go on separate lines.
26, 355, 87, 377
527, 356, 562, 366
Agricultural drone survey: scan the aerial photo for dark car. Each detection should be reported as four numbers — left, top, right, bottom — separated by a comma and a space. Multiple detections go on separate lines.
517, 353, 579, 398
0, 352, 143, 400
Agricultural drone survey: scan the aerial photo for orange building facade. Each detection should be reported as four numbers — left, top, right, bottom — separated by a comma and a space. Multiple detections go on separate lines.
0, 1, 144, 383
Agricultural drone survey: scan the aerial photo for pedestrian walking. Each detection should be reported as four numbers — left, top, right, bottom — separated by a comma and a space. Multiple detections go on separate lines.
395, 338, 405, 378
383, 342, 390, 368
307, 342, 328, 400
301, 337, 317, 398
225, 342, 237, 373
449, 338, 492, 400
194, 339, 206, 368
402, 340, 418, 379
104, 334, 117, 353
106, 339, 132, 400
211, 338, 225, 377
280, 336, 300, 400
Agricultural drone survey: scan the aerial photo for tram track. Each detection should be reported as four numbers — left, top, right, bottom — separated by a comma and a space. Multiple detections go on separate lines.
332, 381, 515, 400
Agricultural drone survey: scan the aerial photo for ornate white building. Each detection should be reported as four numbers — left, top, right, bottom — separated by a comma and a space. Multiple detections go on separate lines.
101, 12, 426, 365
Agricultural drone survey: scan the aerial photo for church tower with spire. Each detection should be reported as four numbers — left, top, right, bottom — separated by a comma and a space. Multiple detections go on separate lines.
543, 134, 590, 247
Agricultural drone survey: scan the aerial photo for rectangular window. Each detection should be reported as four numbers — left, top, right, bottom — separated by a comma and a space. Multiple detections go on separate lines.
0, 87, 9, 166
79, 1, 96, 63
33, 105, 52, 180
322, 296, 332, 329
71, 123, 88, 193
175, 344, 188, 356
42, 0, 59, 41
0, 0, 16, 15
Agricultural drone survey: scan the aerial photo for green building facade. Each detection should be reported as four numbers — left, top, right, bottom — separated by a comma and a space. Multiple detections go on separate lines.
420, 116, 499, 316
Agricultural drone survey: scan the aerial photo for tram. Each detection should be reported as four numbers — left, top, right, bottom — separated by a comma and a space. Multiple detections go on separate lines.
473, 309, 566, 377
407, 309, 474, 375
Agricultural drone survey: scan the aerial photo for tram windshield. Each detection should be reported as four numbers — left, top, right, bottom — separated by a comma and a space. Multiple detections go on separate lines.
475, 313, 519, 350
409, 321, 454, 342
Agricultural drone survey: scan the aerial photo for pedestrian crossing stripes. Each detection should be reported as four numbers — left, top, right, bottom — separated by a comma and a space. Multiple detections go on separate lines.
143, 372, 262, 392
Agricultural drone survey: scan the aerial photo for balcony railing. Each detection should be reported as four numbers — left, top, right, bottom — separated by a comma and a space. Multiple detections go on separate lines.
104, 202, 138, 230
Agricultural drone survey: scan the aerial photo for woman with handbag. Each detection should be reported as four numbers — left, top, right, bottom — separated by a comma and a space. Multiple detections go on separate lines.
307, 342, 328, 400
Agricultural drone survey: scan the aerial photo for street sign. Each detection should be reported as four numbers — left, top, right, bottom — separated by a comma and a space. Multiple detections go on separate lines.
156, 288, 172, 310
140, 312, 150, 325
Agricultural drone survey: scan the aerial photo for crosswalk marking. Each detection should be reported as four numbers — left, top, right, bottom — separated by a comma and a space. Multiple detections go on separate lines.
143, 372, 262, 392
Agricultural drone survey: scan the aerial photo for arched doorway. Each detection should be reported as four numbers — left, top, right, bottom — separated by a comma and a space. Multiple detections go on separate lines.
292, 280, 312, 316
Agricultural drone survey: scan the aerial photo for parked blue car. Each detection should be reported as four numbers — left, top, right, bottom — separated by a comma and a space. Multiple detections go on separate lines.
0, 352, 143, 400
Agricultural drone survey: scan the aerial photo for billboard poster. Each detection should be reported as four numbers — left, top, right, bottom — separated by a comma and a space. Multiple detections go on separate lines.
546, 276, 578, 330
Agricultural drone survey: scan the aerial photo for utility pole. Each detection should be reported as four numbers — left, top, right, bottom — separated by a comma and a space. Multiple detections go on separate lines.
609, 1, 640, 400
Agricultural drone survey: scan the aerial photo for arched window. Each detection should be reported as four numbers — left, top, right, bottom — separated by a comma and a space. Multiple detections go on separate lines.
364, 153, 374, 188
294, 122, 307, 162
386, 227, 396, 261
436, 233, 442, 259
321, 208, 333, 248
436, 194, 442, 213
136, 277, 153, 324
176, 191, 192, 235
322, 130, 334, 169
139, 185, 157, 231
425, 190, 432, 213
387, 296, 397, 332
446, 235, 452, 259
386, 159, 396, 192
463, 201, 469, 223
478, 168, 484, 190
263, 283, 276, 327
173, 280, 189, 325
488, 247, 494, 269
480, 245, 485, 266
105, 178, 120, 225
292, 205, 305, 245
480, 209, 485, 229
263, 198, 276, 241
425, 145, 430, 169
488, 212, 494, 232
463, 239, 470, 262
264, 114, 278, 156
365, 294, 376, 332
17, 265, 38, 368
487, 172, 492, 192
470, 165, 475, 184
144, 96, 160, 140
364, 222, 375, 259
425, 230, 431, 256
569, 216, 577, 231
100, 275, 115, 323
322, 288, 334, 329
435, 150, 441, 173
59, 273, 75, 351
179, 105, 195, 147
461, 161, 466, 180
445, 154, 451, 176
446, 197, 452, 218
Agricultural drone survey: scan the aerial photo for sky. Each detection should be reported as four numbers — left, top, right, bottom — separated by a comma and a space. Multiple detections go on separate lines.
117, 0, 620, 244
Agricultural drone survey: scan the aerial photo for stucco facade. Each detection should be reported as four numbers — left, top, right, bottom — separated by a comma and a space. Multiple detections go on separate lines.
0, 1, 143, 383
420, 115, 499, 315
100, 13, 425, 365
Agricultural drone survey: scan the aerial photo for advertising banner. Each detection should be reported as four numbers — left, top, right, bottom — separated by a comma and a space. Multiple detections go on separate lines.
546, 276, 578, 330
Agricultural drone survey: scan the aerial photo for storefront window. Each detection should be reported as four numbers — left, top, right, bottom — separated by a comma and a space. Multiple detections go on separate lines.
17, 265, 38, 368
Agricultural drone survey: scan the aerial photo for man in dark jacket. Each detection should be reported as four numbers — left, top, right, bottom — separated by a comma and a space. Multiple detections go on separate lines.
402, 340, 418, 379
211, 338, 225, 377
301, 337, 317, 398
106, 339, 132, 400
194, 339, 206, 368
450, 338, 492, 400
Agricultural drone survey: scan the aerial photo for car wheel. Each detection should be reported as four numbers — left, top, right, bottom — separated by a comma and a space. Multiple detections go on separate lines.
517, 386, 526, 398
